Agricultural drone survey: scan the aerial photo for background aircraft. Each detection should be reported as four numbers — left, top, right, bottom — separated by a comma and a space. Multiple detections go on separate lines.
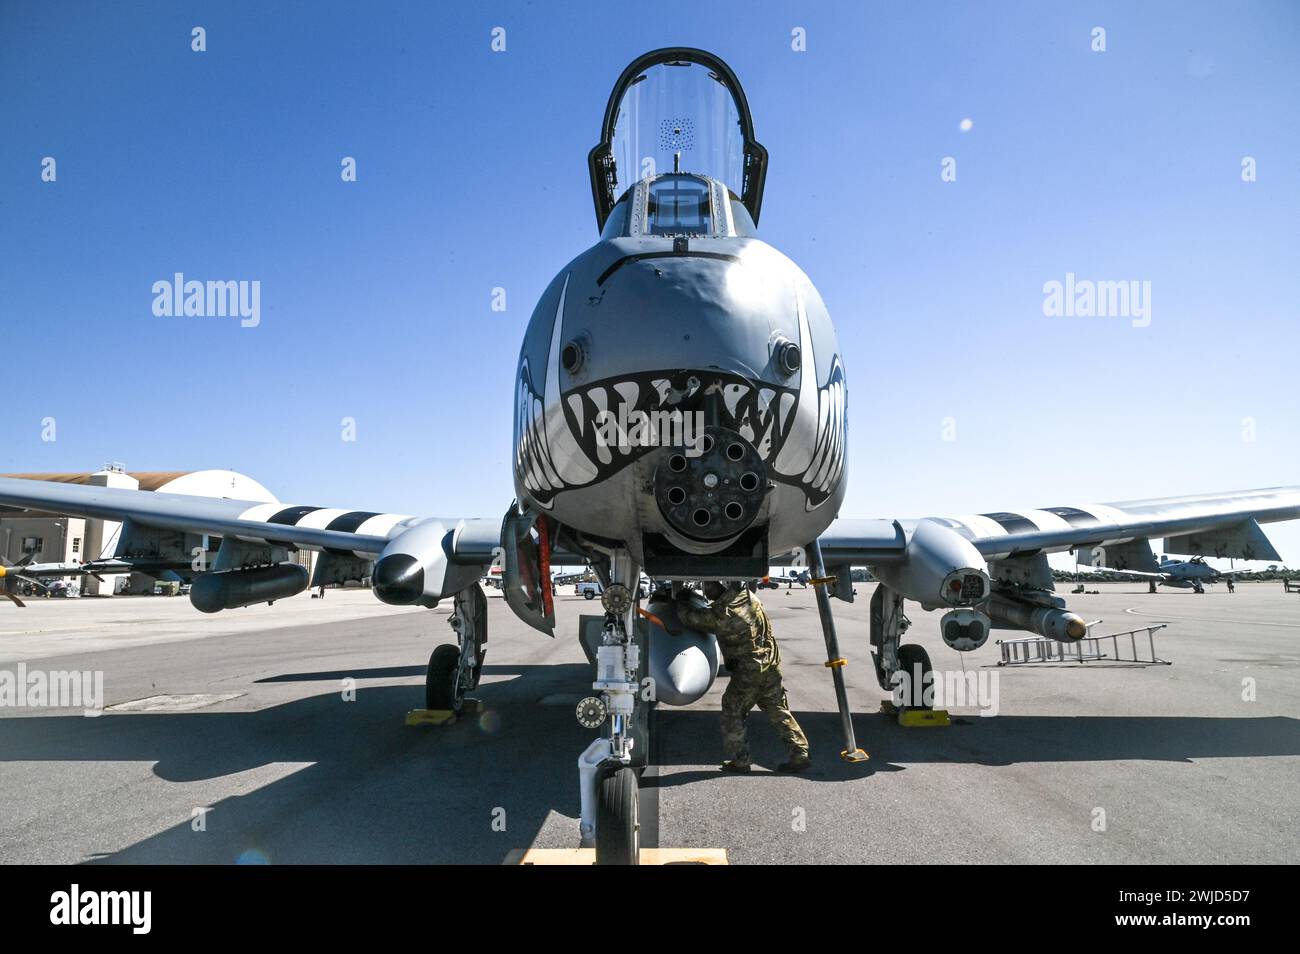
1076, 554, 1258, 592
0, 555, 139, 606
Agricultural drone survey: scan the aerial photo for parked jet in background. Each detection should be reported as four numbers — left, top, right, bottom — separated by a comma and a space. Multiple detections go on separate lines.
1077, 554, 1258, 591
0, 555, 135, 606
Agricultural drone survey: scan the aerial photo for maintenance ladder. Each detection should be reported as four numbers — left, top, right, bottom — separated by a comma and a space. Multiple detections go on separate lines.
997, 624, 1171, 666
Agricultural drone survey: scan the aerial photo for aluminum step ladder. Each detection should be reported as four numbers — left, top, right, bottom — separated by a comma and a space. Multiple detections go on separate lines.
997, 624, 1170, 666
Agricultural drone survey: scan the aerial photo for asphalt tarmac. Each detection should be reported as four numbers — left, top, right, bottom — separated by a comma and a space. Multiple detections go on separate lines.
1, 581, 1296, 864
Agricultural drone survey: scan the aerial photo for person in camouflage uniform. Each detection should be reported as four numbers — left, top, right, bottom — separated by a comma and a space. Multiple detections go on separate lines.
676, 581, 811, 774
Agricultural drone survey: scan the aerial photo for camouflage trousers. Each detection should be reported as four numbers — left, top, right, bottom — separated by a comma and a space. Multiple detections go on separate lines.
721, 665, 809, 766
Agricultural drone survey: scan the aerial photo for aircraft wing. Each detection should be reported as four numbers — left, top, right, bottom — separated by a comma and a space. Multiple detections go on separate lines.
0, 476, 492, 559
813, 486, 1300, 567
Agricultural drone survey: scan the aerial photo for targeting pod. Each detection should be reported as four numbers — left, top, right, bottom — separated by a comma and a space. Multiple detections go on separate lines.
940, 608, 991, 651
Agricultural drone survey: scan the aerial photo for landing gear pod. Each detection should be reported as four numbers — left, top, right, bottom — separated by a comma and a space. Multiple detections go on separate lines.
372, 518, 483, 609
588, 47, 768, 232
873, 521, 991, 611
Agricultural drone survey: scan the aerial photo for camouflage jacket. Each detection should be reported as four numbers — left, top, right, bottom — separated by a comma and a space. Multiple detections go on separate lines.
677, 587, 781, 674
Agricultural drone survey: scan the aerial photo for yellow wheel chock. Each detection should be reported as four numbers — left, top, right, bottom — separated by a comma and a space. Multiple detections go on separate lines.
897, 708, 951, 727
405, 709, 457, 727
405, 698, 484, 727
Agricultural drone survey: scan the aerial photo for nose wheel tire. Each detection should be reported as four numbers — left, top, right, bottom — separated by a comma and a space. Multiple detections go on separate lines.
426, 643, 466, 713
896, 643, 933, 710
595, 764, 640, 865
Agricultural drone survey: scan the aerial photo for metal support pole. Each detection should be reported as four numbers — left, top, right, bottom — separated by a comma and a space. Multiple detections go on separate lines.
805, 539, 868, 763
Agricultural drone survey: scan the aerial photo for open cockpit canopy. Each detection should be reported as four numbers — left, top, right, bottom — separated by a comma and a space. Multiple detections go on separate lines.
588, 48, 767, 232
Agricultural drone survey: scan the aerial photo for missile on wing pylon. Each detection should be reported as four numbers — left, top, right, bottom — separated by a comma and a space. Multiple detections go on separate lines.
986, 594, 1088, 641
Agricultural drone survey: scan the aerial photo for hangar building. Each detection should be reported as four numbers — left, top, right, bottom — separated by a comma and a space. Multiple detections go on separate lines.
0, 466, 284, 595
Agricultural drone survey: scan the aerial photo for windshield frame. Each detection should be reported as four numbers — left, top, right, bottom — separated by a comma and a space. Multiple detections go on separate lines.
588, 48, 767, 233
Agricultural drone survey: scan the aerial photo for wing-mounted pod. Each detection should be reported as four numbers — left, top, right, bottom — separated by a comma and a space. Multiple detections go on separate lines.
984, 551, 1087, 643
871, 521, 995, 652
372, 519, 484, 608
189, 533, 307, 613
499, 504, 556, 637
588, 47, 768, 231
641, 593, 719, 706
872, 520, 992, 612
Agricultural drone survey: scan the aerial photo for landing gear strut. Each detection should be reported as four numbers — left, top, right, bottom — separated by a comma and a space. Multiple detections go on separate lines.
869, 583, 932, 709
576, 549, 643, 864
425, 583, 487, 713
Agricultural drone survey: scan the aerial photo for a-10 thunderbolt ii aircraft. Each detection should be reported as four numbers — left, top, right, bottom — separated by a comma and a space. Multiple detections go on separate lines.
2, 48, 1298, 863
0, 554, 159, 606
1075, 552, 1264, 591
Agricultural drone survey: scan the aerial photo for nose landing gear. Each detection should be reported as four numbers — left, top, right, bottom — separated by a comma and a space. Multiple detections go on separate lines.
596, 764, 640, 866
576, 553, 645, 864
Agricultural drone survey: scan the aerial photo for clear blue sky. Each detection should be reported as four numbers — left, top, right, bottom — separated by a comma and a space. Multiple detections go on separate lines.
2, 1, 1298, 563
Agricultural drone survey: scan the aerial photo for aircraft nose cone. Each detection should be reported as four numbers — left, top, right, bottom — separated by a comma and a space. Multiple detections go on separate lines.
373, 554, 424, 605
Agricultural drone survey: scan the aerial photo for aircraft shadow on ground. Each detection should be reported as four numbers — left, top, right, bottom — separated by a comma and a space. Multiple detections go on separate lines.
1, 661, 1297, 862
652, 708, 1300, 787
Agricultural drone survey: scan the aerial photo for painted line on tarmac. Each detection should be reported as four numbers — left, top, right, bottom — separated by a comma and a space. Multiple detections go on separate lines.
1123, 606, 1300, 629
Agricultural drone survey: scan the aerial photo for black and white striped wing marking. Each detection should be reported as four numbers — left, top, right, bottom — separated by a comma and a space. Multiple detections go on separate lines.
817, 487, 1300, 567
231, 504, 415, 558
0, 477, 425, 559
921, 488, 1300, 560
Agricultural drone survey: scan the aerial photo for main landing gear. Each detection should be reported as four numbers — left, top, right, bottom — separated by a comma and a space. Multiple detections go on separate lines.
425, 583, 487, 713
869, 582, 934, 710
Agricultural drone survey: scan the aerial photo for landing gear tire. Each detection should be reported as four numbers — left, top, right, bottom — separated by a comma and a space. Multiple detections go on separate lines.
897, 643, 933, 710
426, 643, 466, 713
595, 764, 640, 866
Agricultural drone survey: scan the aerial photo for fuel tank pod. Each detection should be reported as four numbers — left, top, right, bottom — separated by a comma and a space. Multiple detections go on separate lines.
640, 596, 720, 706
